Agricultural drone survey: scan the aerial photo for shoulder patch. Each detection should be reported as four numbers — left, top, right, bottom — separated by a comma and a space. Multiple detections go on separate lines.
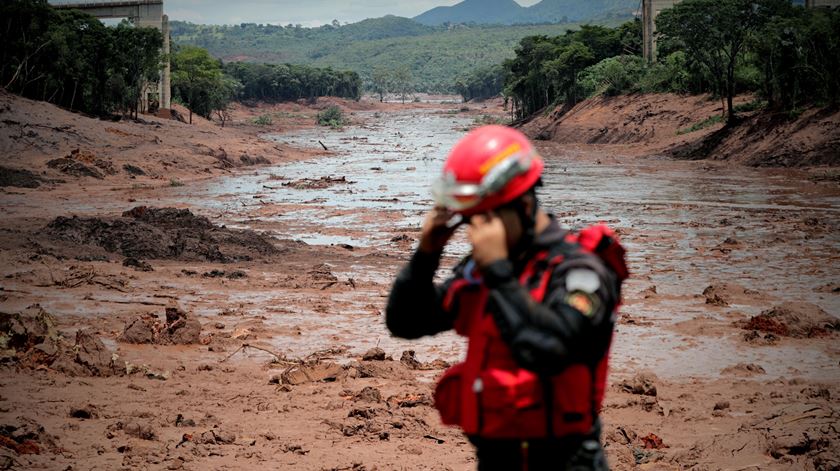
566, 268, 601, 294
565, 291, 599, 317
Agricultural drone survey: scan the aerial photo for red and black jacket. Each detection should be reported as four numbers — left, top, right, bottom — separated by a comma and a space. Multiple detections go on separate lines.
386, 218, 626, 440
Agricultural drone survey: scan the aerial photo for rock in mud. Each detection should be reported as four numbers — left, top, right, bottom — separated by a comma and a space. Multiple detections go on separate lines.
0, 166, 43, 188
45, 206, 278, 262
119, 315, 158, 344
362, 348, 386, 361
739, 302, 839, 338
619, 371, 659, 397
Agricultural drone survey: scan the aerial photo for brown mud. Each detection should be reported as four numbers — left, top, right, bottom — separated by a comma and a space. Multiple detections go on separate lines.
1, 92, 838, 470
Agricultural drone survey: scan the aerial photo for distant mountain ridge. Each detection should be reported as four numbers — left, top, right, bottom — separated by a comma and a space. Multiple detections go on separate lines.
414, 0, 637, 25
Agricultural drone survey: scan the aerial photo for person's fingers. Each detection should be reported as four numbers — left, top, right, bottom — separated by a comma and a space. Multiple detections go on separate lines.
470, 213, 488, 227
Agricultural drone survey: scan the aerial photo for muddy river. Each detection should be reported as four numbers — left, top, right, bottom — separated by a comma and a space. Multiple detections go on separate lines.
12, 108, 834, 381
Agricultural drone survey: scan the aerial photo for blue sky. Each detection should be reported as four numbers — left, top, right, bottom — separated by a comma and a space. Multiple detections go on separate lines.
166, 0, 541, 26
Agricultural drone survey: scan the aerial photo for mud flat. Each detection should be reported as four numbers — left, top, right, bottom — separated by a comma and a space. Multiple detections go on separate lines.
1, 95, 838, 470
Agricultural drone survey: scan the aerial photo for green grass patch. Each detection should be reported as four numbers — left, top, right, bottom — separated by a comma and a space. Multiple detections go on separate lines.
677, 115, 724, 135
252, 114, 274, 126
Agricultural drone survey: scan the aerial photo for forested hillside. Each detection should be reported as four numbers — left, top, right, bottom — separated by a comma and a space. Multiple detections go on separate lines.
170, 17, 584, 93
413, 0, 637, 25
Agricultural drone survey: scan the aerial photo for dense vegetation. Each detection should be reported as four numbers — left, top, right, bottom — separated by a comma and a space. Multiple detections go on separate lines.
503, 1, 840, 122
504, 21, 642, 118
0, 0, 162, 117
170, 17, 586, 93
414, 0, 636, 26
223, 62, 361, 102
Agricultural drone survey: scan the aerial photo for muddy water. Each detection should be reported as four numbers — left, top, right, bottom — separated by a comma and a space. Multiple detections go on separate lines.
145, 110, 840, 380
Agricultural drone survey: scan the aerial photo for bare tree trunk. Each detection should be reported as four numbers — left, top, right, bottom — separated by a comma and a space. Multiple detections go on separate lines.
70, 81, 78, 111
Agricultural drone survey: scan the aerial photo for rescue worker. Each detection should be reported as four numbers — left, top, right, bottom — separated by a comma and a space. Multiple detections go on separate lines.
385, 125, 627, 470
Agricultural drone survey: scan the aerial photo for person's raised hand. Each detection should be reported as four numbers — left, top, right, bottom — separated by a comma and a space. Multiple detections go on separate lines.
418, 207, 460, 254
467, 213, 508, 268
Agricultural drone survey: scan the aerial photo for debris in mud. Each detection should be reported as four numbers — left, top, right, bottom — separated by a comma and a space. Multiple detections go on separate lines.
196, 427, 236, 445
119, 307, 202, 345
56, 266, 128, 291
711, 237, 741, 254
279, 362, 343, 385
390, 234, 414, 245
351, 360, 415, 381
0, 166, 43, 188
69, 329, 118, 377
0, 304, 60, 364
702, 283, 759, 307
123, 257, 153, 272
814, 283, 840, 294
0, 306, 117, 376
46, 206, 278, 262
721, 363, 766, 376
202, 269, 247, 280
362, 348, 387, 361
354, 387, 382, 403
239, 154, 271, 166
399, 350, 450, 370
110, 421, 156, 441
619, 371, 659, 397
641, 433, 668, 449
122, 164, 146, 176
307, 264, 338, 283
388, 393, 434, 408
69, 405, 98, 420
639, 285, 657, 299
0, 418, 59, 455
47, 157, 104, 179
281, 175, 353, 190
738, 302, 839, 338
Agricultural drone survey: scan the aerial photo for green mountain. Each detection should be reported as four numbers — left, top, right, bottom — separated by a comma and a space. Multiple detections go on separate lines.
170, 17, 584, 93
413, 0, 637, 25
414, 0, 526, 26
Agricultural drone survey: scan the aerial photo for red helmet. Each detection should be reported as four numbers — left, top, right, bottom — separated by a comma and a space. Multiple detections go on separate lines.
433, 125, 543, 216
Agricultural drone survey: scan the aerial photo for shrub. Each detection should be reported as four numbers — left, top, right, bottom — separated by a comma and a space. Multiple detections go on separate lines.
637, 51, 691, 94
677, 114, 724, 135
317, 106, 348, 128
252, 114, 273, 126
579, 55, 645, 98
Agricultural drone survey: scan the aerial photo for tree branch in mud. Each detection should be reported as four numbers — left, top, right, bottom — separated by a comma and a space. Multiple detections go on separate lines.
220, 343, 295, 365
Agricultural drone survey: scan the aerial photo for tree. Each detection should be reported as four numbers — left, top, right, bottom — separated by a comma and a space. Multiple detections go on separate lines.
209, 76, 241, 127
656, 0, 786, 124
371, 66, 391, 102
171, 45, 223, 123
391, 66, 413, 104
